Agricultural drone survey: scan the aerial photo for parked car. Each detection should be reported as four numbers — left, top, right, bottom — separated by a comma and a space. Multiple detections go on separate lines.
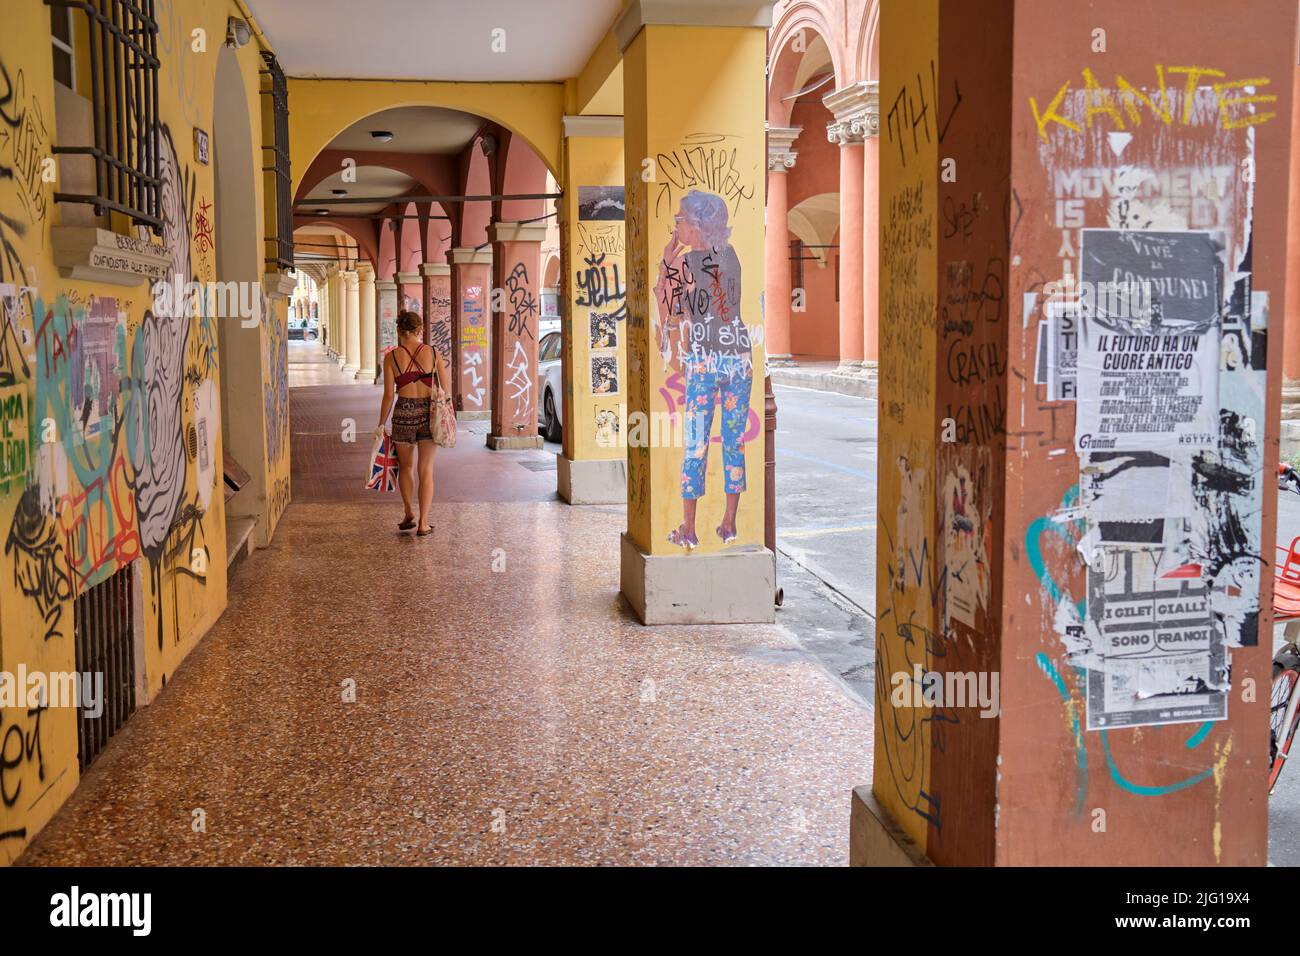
537, 330, 563, 443
288, 316, 319, 341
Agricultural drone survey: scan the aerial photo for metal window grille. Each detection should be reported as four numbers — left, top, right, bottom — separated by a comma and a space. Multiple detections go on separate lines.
261, 51, 294, 271
46, 0, 162, 234
73, 565, 136, 770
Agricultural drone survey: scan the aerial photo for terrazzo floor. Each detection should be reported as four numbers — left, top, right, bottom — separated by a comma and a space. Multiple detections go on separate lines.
18, 345, 874, 866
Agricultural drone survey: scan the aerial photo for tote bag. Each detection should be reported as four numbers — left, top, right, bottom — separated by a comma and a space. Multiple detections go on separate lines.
429, 353, 457, 448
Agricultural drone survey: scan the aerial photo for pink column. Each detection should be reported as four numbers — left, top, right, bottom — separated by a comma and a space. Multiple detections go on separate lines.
765, 127, 801, 365
487, 221, 547, 449
420, 263, 453, 372
836, 140, 866, 370
825, 82, 876, 374
447, 248, 492, 417
863, 131, 880, 366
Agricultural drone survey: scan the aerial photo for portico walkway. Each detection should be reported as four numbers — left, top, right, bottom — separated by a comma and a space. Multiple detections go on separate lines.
17, 345, 872, 866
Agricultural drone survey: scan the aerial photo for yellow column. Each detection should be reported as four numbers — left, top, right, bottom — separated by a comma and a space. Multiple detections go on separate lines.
357, 263, 377, 382
616, 1, 775, 624
558, 115, 627, 504
342, 269, 361, 375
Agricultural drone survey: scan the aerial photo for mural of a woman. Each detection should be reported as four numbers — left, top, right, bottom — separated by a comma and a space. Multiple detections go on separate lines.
654, 189, 753, 551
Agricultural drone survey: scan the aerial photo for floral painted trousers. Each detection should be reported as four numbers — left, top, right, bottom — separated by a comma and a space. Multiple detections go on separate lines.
680, 354, 752, 500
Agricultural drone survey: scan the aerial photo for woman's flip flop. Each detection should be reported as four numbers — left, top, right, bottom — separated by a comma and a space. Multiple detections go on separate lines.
416, 526, 434, 537
398, 517, 416, 531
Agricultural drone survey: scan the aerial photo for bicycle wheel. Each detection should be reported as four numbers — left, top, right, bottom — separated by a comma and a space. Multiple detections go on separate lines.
1269, 662, 1300, 793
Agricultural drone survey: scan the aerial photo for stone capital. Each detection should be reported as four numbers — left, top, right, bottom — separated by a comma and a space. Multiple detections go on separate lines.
563, 115, 624, 139
420, 262, 451, 277
489, 221, 548, 245
395, 271, 421, 285
767, 125, 802, 171
341, 270, 359, 287
447, 246, 494, 266
824, 80, 880, 145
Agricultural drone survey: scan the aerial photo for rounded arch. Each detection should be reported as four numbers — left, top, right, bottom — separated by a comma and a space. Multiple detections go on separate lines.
288, 84, 563, 200
457, 138, 493, 249
542, 252, 561, 289
495, 131, 550, 223
768, 3, 845, 127
856, 1, 881, 82
293, 217, 377, 269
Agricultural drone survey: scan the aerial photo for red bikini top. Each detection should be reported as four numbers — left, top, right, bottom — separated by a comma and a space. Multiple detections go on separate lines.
392, 345, 434, 389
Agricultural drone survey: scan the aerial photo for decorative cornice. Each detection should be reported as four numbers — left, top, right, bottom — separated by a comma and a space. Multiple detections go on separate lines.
563, 115, 624, 139
824, 80, 880, 145
447, 247, 493, 266
614, 0, 774, 52
395, 271, 421, 284
767, 125, 802, 171
489, 221, 548, 244
420, 262, 451, 277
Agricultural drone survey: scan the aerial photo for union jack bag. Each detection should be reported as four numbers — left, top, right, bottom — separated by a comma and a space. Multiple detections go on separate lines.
365, 430, 399, 492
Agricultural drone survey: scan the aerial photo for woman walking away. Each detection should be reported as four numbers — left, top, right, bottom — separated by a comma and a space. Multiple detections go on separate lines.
376, 311, 448, 536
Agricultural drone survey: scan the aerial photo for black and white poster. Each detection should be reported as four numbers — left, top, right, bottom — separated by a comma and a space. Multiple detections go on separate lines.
1074, 229, 1221, 454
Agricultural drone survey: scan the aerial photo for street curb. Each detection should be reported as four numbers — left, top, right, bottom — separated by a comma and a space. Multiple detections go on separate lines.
769, 366, 879, 400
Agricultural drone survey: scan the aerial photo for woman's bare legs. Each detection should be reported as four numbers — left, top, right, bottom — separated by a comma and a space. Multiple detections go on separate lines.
395, 440, 416, 523
416, 439, 436, 533
718, 492, 740, 542
669, 498, 699, 549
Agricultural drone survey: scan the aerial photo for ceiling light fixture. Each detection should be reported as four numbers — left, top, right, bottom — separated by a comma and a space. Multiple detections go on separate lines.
315, 208, 329, 216
331, 189, 348, 196
370, 131, 394, 143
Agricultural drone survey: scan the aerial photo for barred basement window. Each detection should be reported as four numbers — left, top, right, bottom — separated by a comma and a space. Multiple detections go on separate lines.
73, 564, 137, 771
47, 0, 162, 234
261, 51, 294, 271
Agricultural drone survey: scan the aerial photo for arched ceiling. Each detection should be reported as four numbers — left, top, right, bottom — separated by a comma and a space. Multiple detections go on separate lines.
328, 107, 485, 155
301, 166, 418, 216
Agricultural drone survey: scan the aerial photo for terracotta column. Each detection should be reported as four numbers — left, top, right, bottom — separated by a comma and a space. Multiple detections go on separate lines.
487, 221, 546, 449
825, 82, 873, 374
857, 0, 1294, 868
447, 247, 492, 419
420, 262, 453, 373
342, 269, 360, 376
765, 126, 800, 366
356, 262, 377, 383
375, 278, 398, 365
862, 94, 881, 367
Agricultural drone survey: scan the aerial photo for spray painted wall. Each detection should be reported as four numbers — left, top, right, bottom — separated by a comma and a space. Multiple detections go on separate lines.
0, 0, 290, 862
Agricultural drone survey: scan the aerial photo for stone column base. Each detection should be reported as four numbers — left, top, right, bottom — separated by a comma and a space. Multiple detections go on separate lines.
341, 364, 358, 376
558, 455, 626, 504
835, 359, 866, 376
354, 369, 376, 384
767, 353, 797, 367
619, 532, 776, 625
849, 786, 934, 867
456, 410, 491, 422
486, 433, 544, 450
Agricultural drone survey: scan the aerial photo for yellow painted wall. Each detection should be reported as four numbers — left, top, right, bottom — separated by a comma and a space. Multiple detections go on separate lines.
0, 0, 288, 863
623, 25, 768, 556
873, 0, 939, 850
561, 134, 625, 460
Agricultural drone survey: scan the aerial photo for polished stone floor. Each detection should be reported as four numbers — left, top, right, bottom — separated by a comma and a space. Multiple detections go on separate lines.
18, 343, 873, 866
